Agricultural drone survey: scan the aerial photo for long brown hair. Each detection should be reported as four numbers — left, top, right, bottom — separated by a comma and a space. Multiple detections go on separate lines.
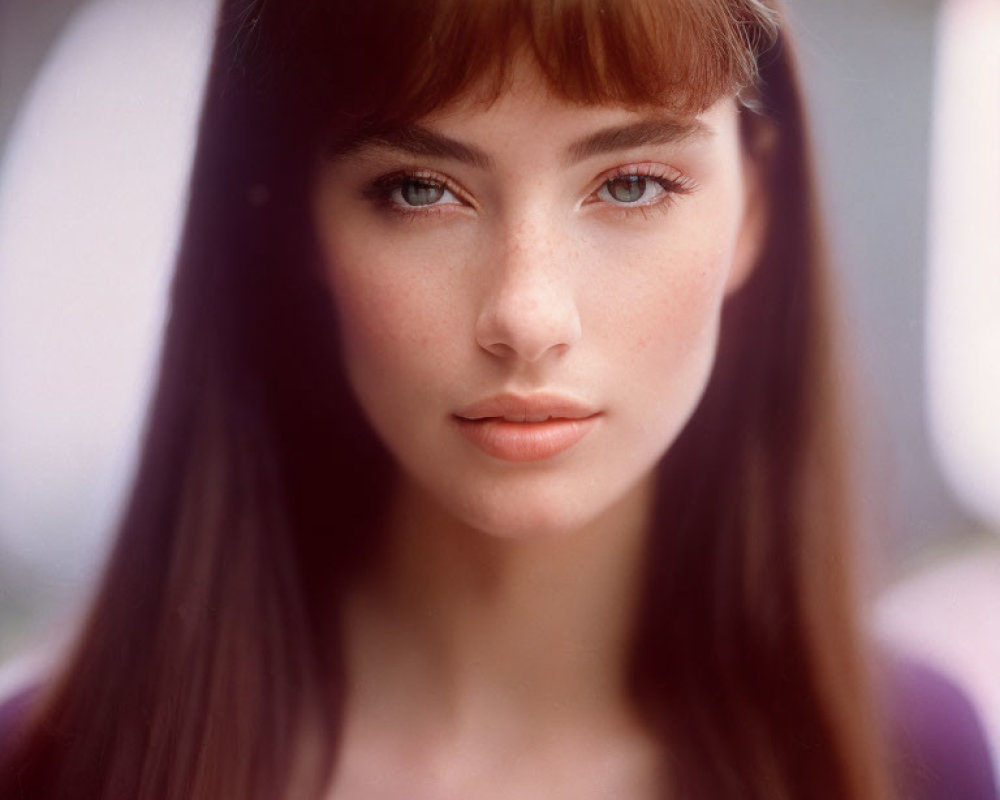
0, 1, 893, 798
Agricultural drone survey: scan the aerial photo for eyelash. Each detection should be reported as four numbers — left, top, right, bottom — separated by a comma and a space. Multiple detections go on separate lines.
363, 164, 695, 220
587, 164, 695, 219
363, 170, 470, 219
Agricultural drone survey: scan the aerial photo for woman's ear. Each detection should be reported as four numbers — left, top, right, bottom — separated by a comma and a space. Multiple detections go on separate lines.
726, 114, 776, 295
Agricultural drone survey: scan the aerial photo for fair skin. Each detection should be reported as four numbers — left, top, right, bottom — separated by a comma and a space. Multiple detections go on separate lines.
312, 63, 765, 800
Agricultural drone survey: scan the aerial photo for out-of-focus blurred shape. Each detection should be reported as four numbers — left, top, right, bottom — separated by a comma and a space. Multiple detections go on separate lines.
0, 0, 216, 654
879, 0, 1000, 778
926, 0, 1000, 528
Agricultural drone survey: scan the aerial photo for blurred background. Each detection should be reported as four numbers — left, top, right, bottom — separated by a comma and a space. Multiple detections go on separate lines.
0, 0, 997, 774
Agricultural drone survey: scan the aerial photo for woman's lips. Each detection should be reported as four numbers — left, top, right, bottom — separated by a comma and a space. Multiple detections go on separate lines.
454, 416, 600, 462
453, 393, 600, 462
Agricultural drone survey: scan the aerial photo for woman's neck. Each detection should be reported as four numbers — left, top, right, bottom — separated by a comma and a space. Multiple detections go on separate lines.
343, 472, 655, 736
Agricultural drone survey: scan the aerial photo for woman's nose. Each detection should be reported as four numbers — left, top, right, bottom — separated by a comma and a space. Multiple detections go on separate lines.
474, 222, 582, 363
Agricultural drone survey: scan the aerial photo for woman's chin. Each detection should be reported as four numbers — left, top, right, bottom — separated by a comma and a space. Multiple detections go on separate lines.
457, 506, 593, 541
427, 472, 654, 545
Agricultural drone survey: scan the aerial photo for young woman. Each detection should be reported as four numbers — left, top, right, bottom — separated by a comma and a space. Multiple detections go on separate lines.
0, 0, 994, 798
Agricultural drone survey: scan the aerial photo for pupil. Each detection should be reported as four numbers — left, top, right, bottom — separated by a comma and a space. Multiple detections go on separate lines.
608, 176, 645, 203
402, 180, 444, 206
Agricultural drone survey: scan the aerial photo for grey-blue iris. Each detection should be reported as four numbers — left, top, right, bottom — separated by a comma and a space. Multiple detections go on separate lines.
403, 180, 444, 206
607, 176, 646, 203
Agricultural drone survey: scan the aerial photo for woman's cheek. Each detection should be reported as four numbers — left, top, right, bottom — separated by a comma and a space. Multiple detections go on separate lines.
325, 235, 466, 397
629, 274, 723, 392
588, 225, 732, 358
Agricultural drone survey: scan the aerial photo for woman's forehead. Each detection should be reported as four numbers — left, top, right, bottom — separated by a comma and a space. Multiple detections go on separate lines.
418, 89, 731, 156
330, 57, 739, 163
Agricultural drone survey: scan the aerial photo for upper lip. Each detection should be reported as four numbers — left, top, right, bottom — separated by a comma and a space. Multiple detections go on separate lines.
454, 393, 599, 422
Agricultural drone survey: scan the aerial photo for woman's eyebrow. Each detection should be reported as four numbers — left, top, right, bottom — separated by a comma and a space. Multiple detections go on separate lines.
338, 116, 711, 167
343, 126, 495, 169
564, 117, 713, 164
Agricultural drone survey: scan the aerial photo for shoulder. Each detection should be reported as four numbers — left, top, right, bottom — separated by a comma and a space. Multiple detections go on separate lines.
884, 655, 998, 800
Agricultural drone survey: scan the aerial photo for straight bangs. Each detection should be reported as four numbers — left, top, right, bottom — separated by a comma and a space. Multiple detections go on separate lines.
243, 0, 779, 146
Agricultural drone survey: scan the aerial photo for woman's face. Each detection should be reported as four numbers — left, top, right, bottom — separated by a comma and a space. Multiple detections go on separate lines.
313, 66, 764, 538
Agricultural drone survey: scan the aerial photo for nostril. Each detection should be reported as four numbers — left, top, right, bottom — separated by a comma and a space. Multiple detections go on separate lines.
481, 340, 517, 358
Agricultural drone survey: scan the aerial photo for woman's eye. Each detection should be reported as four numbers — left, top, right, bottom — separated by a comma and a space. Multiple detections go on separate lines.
597, 175, 667, 206
391, 178, 458, 208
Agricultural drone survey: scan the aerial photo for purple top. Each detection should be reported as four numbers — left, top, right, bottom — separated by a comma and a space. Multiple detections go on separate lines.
0, 658, 996, 798
885, 657, 997, 800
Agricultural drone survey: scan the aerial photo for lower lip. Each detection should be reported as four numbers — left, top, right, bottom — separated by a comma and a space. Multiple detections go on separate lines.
454, 415, 600, 462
